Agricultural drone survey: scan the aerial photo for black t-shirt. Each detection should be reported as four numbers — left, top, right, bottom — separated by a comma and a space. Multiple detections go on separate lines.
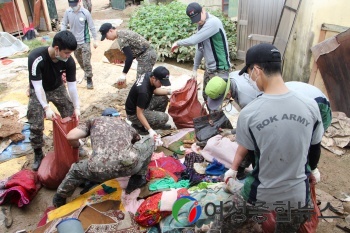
28, 46, 76, 91
125, 72, 156, 115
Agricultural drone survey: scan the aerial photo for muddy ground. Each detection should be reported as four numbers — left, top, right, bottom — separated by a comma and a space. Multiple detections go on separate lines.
0, 0, 349, 232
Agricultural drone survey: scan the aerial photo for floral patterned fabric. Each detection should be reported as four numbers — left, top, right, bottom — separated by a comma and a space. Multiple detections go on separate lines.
135, 193, 171, 227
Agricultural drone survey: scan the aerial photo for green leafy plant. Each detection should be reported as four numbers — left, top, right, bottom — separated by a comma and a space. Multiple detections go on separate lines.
128, 1, 237, 63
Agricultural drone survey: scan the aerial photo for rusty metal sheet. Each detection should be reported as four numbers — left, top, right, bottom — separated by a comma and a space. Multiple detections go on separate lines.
314, 29, 350, 117
0, 1, 23, 34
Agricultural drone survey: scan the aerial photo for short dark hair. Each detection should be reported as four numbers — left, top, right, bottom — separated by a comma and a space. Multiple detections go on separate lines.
249, 62, 282, 76
52, 30, 77, 51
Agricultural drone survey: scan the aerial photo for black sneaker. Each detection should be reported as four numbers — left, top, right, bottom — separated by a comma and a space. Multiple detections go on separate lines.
53, 193, 66, 208
125, 175, 147, 194
131, 124, 148, 135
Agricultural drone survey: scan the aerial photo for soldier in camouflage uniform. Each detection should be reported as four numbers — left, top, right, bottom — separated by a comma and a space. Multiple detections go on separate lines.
27, 31, 80, 171
61, 0, 98, 89
125, 66, 172, 138
99, 23, 157, 88
53, 108, 154, 208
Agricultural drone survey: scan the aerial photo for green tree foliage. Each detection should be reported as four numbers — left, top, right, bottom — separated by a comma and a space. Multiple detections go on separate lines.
128, 1, 237, 63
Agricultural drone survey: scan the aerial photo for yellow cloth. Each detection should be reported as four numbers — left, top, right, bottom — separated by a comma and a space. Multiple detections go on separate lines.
48, 179, 123, 221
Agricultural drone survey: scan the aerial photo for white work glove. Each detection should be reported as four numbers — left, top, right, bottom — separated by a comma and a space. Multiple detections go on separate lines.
311, 168, 321, 183
93, 40, 98, 49
154, 134, 163, 150
117, 74, 126, 86
74, 108, 81, 121
171, 42, 179, 53
148, 128, 157, 139
44, 106, 56, 120
191, 69, 197, 80
225, 176, 244, 194
224, 168, 238, 184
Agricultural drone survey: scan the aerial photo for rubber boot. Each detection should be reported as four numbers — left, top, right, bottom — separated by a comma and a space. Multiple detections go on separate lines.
32, 148, 44, 171
52, 193, 66, 208
87, 77, 94, 89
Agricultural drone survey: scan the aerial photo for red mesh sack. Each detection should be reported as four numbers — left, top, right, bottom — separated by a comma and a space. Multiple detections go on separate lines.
168, 79, 206, 129
261, 176, 320, 233
148, 157, 185, 175
37, 116, 79, 189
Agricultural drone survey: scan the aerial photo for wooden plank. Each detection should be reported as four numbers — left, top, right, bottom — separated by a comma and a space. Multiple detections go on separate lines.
248, 34, 274, 43
237, 50, 246, 60
322, 23, 349, 34
41, 0, 52, 31
33, 0, 41, 28
238, 20, 248, 26
15, 0, 28, 27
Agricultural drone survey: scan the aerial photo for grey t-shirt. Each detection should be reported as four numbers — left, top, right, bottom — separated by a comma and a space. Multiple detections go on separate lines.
229, 71, 263, 108
236, 91, 324, 208
177, 13, 231, 71
61, 7, 97, 44
286, 81, 332, 130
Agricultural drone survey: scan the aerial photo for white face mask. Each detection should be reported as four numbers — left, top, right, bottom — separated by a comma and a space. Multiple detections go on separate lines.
248, 68, 261, 92
55, 49, 68, 62
71, 6, 79, 11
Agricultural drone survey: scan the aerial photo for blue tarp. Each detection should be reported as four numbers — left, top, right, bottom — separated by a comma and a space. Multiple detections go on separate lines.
0, 123, 32, 163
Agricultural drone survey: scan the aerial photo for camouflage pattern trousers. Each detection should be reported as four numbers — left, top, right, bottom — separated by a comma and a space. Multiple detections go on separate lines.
57, 137, 154, 198
74, 43, 93, 79
136, 47, 157, 79
202, 69, 229, 102
27, 85, 74, 149
82, 0, 92, 12
127, 95, 169, 129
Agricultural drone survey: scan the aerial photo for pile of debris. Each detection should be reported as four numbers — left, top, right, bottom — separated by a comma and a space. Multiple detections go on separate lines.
322, 112, 350, 156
